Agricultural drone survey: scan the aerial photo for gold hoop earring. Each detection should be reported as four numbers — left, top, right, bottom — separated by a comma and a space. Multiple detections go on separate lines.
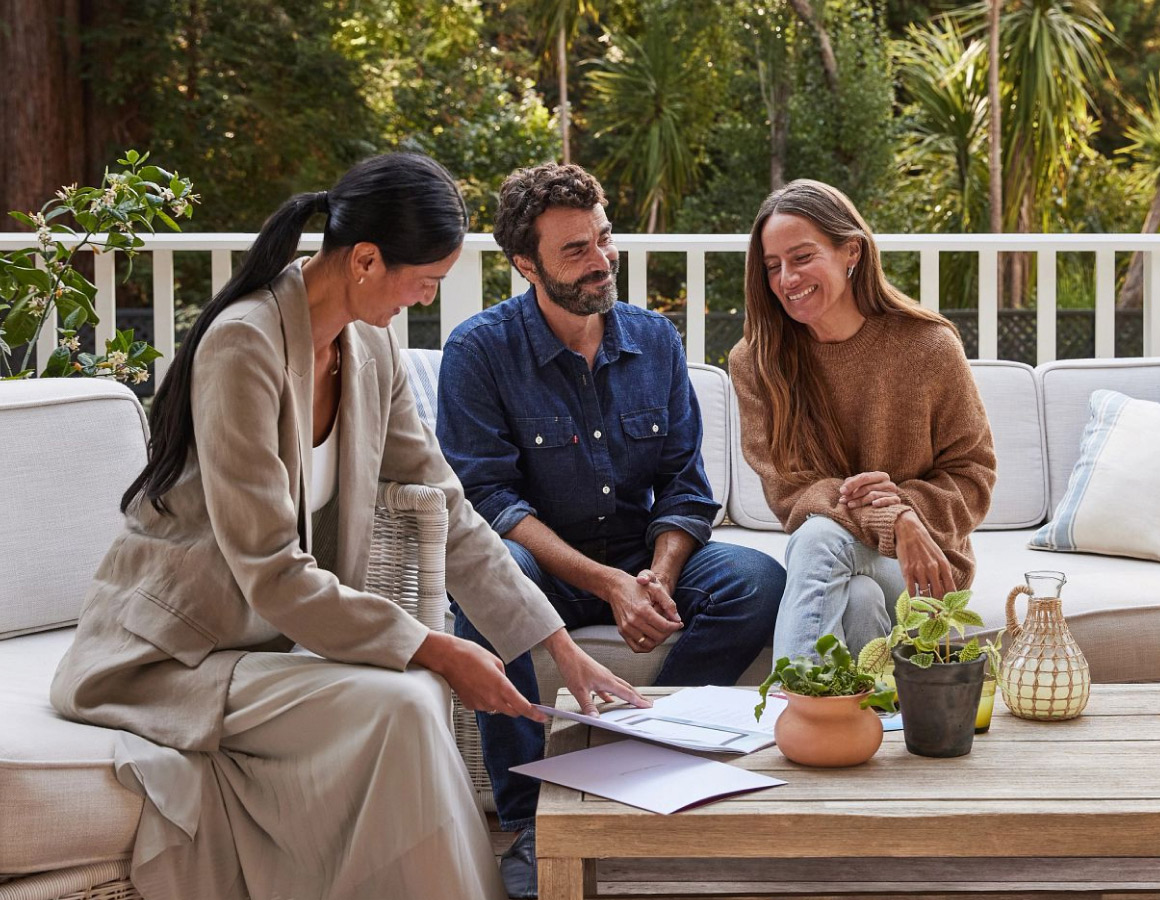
358, 277, 365, 285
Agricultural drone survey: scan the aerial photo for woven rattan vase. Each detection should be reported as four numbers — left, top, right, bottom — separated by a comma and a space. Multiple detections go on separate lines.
998, 570, 1090, 720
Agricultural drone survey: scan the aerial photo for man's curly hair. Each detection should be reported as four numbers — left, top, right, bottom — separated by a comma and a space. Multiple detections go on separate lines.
493, 163, 607, 266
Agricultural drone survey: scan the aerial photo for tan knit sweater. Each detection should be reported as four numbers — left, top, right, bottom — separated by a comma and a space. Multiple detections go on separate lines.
729, 313, 996, 588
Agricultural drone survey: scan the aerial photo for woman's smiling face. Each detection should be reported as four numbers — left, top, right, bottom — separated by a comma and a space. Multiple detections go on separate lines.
760, 212, 862, 342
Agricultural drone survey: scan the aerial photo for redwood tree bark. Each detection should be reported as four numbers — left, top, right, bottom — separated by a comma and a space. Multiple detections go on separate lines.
0, 0, 87, 223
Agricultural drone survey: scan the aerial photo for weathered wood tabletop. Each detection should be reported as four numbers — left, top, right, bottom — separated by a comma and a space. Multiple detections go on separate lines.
536, 684, 1160, 900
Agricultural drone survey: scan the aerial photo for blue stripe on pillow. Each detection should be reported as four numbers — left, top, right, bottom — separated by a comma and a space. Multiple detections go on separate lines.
401, 348, 441, 430
1031, 389, 1129, 551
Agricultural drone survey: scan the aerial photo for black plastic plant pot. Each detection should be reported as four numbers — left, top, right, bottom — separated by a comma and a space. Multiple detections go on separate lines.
892, 645, 987, 758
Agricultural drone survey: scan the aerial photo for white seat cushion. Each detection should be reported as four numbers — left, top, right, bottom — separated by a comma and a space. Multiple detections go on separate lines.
687, 364, 730, 526
0, 628, 139, 874
711, 524, 1160, 683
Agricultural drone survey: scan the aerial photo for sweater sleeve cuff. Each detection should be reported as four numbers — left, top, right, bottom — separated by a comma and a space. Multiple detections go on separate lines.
860, 504, 908, 558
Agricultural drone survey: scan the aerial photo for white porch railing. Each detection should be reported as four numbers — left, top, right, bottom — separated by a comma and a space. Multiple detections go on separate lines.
2, 232, 1159, 384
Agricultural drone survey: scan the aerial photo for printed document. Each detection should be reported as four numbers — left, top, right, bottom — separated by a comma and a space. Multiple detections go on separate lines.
511, 738, 786, 814
533, 685, 785, 754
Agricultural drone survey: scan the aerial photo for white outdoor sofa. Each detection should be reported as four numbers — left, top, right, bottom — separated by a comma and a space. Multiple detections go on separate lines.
2, 352, 1159, 899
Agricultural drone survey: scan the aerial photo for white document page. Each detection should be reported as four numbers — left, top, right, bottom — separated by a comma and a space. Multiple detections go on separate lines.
533, 686, 784, 754
511, 739, 786, 815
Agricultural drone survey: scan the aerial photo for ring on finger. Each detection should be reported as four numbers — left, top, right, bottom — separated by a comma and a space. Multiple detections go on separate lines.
636, 635, 647, 645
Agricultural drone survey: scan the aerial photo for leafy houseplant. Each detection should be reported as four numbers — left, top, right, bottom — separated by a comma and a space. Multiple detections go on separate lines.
754, 634, 894, 768
859, 591, 997, 758
0, 150, 197, 382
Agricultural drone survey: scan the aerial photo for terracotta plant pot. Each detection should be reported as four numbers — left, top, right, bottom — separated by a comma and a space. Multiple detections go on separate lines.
774, 691, 884, 767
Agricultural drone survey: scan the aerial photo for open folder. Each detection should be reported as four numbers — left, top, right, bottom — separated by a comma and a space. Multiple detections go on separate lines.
533, 685, 784, 754
511, 739, 786, 815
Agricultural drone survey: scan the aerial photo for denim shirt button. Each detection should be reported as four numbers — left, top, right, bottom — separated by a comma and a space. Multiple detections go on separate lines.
602, 485, 611, 494
651, 423, 659, 433
597, 516, 605, 521
593, 430, 602, 439
535, 435, 543, 445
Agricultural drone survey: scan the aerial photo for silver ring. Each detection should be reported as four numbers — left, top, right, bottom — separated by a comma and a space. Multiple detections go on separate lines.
637, 635, 647, 645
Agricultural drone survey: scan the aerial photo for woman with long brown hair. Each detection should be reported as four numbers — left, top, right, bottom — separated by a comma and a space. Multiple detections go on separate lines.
730, 179, 996, 662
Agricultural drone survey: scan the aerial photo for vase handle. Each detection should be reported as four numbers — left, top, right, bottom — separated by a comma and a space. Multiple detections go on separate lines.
1006, 584, 1031, 640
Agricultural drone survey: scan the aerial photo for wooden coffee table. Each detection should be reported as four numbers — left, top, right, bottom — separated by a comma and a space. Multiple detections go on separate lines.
536, 684, 1160, 899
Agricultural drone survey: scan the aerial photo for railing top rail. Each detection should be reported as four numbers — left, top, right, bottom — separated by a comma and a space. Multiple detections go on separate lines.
4, 232, 1160, 253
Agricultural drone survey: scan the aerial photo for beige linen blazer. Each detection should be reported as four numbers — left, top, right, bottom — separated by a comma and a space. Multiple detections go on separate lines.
51, 260, 564, 752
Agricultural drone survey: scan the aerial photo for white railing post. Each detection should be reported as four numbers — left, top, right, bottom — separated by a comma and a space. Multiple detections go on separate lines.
686, 250, 706, 364
510, 265, 529, 298
978, 249, 999, 359
1036, 250, 1057, 364
1144, 250, 1159, 357
628, 249, 647, 308
1095, 248, 1116, 358
93, 249, 116, 352
440, 247, 483, 346
920, 249, 939, 311
211, 250, 232, 295
34, 255, 56, 373
152, 249, 175, 384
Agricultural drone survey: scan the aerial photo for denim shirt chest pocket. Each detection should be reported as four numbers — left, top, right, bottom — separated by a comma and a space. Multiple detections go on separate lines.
512, 415, 579, 503
619, 407, 669, 487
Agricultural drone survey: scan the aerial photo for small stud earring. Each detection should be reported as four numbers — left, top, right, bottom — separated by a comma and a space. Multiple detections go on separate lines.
358, 277, 365, 285
847, 265, 855, 279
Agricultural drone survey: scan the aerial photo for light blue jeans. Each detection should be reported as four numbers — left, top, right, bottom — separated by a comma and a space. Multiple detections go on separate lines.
773, 515, 906, 663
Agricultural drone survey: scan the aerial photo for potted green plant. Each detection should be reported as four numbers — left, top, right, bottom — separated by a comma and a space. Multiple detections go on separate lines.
755, 634, 895, 767
859, 590, 997, 758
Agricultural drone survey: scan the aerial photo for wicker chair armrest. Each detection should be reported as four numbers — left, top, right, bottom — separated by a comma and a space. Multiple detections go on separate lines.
369, 481, 449, 632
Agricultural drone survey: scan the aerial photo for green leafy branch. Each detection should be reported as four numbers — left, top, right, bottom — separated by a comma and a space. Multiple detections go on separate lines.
0, 149, 197, 381
756, 633, 896, 722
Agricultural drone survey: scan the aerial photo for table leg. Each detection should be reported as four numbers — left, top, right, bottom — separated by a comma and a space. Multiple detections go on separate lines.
538, 856, 585, 900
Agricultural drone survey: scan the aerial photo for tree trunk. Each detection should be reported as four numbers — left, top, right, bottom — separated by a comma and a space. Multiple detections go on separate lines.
0, 0, 87, 223
988, 0, 1002, 235
646, 192, 659, 235
757, 55, 791, 191
785, 0, 838, 94
1118, 182, 1160, 309
558, 26, 571, 165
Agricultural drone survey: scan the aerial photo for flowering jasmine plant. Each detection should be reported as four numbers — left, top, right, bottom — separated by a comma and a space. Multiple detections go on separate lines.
0, 150, 197, 381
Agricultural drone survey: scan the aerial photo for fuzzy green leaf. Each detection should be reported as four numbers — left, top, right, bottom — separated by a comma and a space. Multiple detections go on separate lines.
895, 591, 913, 622
910, 651, 935, 668
858, 638, 891, 674
918, 617, 949, 646
951, 609, 984, 628
957, 638, 982, 662
942, 590, 972, 611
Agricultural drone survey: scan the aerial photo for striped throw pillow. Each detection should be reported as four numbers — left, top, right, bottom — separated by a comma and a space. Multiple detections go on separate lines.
1029, 389, 1160, 561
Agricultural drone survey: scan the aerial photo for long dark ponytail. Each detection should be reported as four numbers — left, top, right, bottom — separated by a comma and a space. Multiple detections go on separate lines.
123, 152, 467, 513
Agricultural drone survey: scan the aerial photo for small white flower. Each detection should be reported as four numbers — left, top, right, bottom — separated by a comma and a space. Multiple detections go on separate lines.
131, 368, 150, 384
161, 188, 175, 202
171, 199, 188, 217
27, 295, 48, 315
55, 183, 77, 202
31, 212, 47, 228
59, 335, 81, 351
106, 350, 129, 367
37, 226, 53, 250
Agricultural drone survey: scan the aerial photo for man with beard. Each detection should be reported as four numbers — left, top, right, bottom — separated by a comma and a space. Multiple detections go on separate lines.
437, 163, 784, 898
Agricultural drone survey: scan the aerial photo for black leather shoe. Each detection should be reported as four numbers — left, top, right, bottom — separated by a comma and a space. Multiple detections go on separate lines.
500, 825, 537, 899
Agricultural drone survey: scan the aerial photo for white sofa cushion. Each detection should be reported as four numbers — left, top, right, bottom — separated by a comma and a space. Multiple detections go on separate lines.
712, 524, 1160, 683
970, 361, 1048, 529
1030, 390, 1160, 561
401, 350, 729, 526
726, 359, 1047, 531
1038, 358, 1160, 512
0, 380, 148, 639
0, 628, 139, 873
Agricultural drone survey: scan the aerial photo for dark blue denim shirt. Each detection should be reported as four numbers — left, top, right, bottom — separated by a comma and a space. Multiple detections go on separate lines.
437, 288, 719, 552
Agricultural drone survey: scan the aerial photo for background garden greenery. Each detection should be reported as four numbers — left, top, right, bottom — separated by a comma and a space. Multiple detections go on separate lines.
18, 0, 1160, 324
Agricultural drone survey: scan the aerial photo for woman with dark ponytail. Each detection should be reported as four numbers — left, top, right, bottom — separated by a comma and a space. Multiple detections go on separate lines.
51, 152, 644, 900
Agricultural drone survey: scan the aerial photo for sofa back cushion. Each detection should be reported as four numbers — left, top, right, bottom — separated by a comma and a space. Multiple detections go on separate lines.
727, 359, 1048, 532
0, 379, 148, 639
1038, 358, 1160, 513
400, 350, 729, 526
970, 361, 1047, 529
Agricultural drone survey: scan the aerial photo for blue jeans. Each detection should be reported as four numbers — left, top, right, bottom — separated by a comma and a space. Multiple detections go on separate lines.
452, 537, 785, 831
773, 515, 906, 663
